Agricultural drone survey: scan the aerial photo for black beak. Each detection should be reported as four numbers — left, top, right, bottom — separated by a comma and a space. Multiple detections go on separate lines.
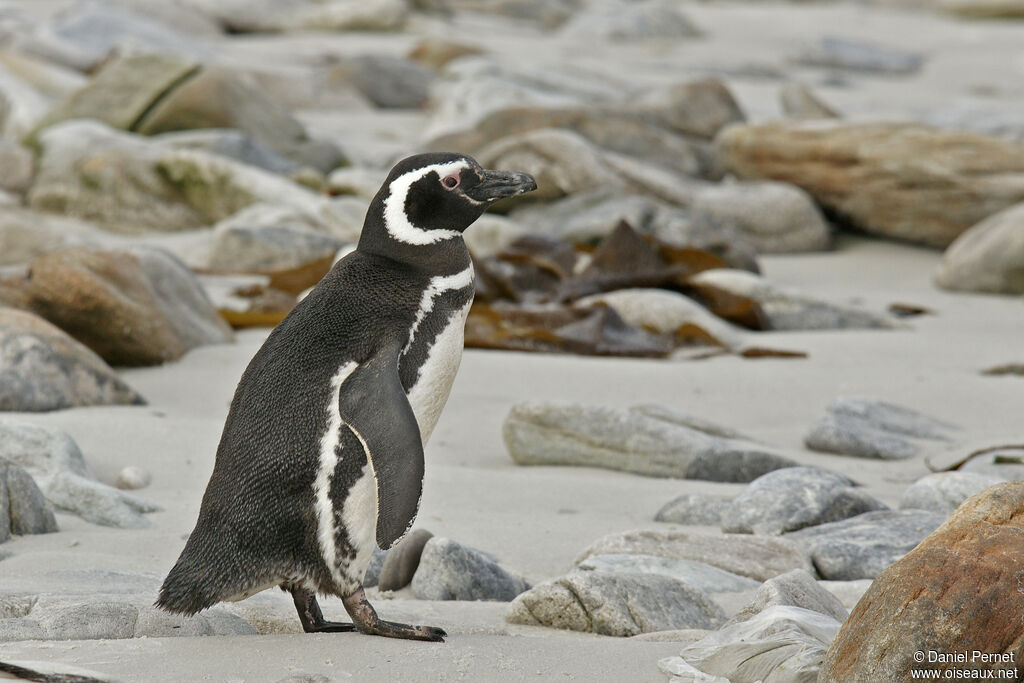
467, 169, 537, 203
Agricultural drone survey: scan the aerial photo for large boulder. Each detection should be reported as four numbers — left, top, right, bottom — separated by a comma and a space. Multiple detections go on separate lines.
0, 458, 59, 543
176, 0, 408, 33
934, 202, 1024, 295
0, 307, 144, 411
410, 537, 529, 601
821, 483, 1024, 682
717, 121, 1024, 248
17, 246, 233, 366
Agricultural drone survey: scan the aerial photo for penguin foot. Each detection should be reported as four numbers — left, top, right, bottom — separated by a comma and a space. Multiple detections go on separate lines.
289, 586, 357, 634
343, 588, 447, 642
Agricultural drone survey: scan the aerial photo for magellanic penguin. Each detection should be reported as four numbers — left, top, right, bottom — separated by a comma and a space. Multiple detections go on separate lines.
157, 153, 537, 641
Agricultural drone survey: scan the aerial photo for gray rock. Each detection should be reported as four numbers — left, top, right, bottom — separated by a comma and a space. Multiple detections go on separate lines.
784, 509, 946, 580
0, 595, 37, 619
935, 202, 1024, 295
446, 0, 579, 28
0, 459, 58, 540
689, 181, 831, 253
560, 0, 701, 42
411, 537, 528, 601
0, 208, 110, 267
721, 467, 888, 535
804, 396, 957, 460
510, 192, 660, 243
575, 529, 814, 582
114, 466, 152, 490
794, 36, 924, 74
507, 569, 725, 636
576, 554, 760, 595
28, 53, 201, 138
899, 471, 1006, 514
923, 104, 1024, 143
178, 0, 407, 33
631, 405, 755, 442
0, 307, 145, 412
461, 214, 529, 258
275, 675, 332, 683
631, 78, 745, 141
819, 579, 873, 610
378, 528, 433, 592
134, 606, 256, 637
22, 2, 213, 73
0, 422, 160, 528
35, 601, 138, 640
648, 205, 760, 272
655, 493, 734, 526
576, 290, 745, 351
344, 55, 435, 109
779, 83, 839, 120
503, 402, 798, 482
660, 605, 841, 683
0, 618, 45, 642
325, 167, 386, 200
362, 548, 387, 588
725, 569, 849, 626
154, 129, 301, 177
688, 269, 899, 331
206, 209, 347, 271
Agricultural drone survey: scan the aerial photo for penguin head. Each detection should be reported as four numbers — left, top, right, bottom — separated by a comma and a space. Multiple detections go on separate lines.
361, 153, 537, 255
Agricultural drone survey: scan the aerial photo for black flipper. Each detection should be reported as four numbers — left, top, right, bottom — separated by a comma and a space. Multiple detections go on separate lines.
337, 344, 424, 549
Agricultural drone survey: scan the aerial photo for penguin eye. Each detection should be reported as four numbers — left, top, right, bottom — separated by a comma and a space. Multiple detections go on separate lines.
442, 174, 460, 190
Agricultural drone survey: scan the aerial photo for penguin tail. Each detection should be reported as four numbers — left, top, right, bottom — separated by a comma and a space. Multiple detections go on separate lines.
156, 560, 220, 616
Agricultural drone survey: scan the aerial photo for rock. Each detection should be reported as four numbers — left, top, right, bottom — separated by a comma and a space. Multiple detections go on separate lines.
940, 0, 1024, 17
725, 569, 848, 626
576, 554, 760, 595
503, 402, 799, 482
779, 83, 839, 119
28, 53, 201, 140
35, 601, 138, 640
114, 466, 152, 491
655, 493, 734, 526
804, 396, 957, 460
0, 618, 46, 641
339, 55, 434, 109
721, 467, 888, 536
0, 422, 161, 528
476, 128, 622, 203
509, 193, 660, 244
793, 36, 923, 74
560, 1, 701, 42
630, 78, 745, 141
820, 579, 873, 611
0, 209, 108, 268
461, 214, 529, 258
133, 606, 256, 637
576, 529, 813, 582
0, 307, 144, 412
205, 208, 347, 272
899, 471, 1006, 515
153, 129, 301, 178
178, 0, 407, 32
821, 483, 1024, 682
0, 140, 35, 194
660, 605, 842, 683
325, 167, 386, 200
0, 59, 53, 141
0, 459, 59, 542
29, 120, 207, 234
689, 181, 831, 253
20, 246, 233, 366
362, 548, 387, 588
407, 38, 483, 70
935, 202, 1024, 294
445, 0, 579, 28
718, 121, 1024, 248
411, 537, 528, 601
577, 289, 745, 351
378, 529, 433, 592
688, 269, 898, 330
507, 569, 725, 636
630, 404, 755, 442
21, 2, 214, 73
785, 509, 946, 580
134, 65, 345, 173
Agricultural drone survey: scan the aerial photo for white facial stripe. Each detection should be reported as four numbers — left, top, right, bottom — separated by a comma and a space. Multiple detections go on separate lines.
402, 264, 475, 358
314, 361, 357, 586
383, 161, 470, 245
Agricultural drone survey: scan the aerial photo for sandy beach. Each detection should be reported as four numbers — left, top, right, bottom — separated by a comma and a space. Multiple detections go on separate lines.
0, 0, 1023, 681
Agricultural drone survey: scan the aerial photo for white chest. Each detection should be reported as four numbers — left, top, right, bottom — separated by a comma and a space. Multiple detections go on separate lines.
405, 300, 471, 445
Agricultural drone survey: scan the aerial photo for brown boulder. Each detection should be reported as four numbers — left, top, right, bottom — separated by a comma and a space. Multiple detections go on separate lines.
18, 247, 233, 366
820, 482, 1024, 682
717, 120, 1024, 248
